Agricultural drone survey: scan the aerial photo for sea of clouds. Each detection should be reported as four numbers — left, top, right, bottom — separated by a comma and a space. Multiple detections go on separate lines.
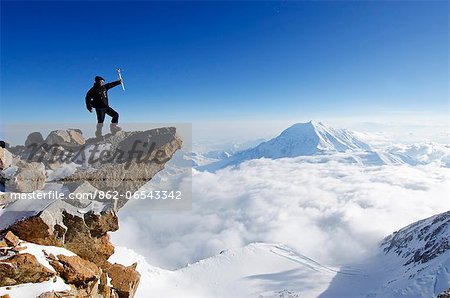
111, 154, 450, 270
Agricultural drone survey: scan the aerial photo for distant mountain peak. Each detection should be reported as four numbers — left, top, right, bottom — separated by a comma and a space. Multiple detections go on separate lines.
199, 121, 373, 171
247, 121, 371, 159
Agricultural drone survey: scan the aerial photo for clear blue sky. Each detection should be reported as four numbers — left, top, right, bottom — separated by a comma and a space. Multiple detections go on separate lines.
1, 1, 448, 124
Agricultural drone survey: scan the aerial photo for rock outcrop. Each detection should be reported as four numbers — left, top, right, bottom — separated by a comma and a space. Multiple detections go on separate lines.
106, 263, 141, 298
439, 288, 450, 298
381, 210, 450, 266
0, 148, 12, 171
48, 254, 101, 285
9, 160, 46, 192
45, 129, 85, 148
0, 253, 55, 286
24, 132, 44, 148
0, 126, 183, 297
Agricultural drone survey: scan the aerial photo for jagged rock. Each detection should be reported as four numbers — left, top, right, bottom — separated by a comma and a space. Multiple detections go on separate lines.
66, 127, 182, 209
62, 211, 117, 268
67, 129, 85, 146
5, 145, 25, 157
84, 210, 119, 238
0, 127, 182, 296
8, 215, 66, 247
63, 181, 98, 208
22, 143, 73, 171
107, 263, 140, 298
44, 129, 85, 149
37, 291, 75, 298
25, 132, 44, 148
439, 288, 450, 298
11, 246, 27, 252
38, 285, 118, 298
382, 211, 450, 266
99, 271, 117, 298
9, 160, 46, 192
0, 253, 55, 286
49, 254, 100, 285
0, 147, 12, 170
3, 231, 19, 247
8, 207, 118, 269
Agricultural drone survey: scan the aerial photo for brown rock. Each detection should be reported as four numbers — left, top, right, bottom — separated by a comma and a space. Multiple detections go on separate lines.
68, 129, 85, 146
0, 147, 13, 170
0, 253, 55, 286
107, 263, 141, 298
1, 294, 11, 298
84, 210, 119, 238
9, 215, 66, 247
7, 208, 117, 269
0, 239, 8, 248
39, 281, 100, 298
11, 246, 27, 252
50, 254, 100, 285
3, 231, 19, 247
99, 272, 113, 298
36, 290, 76, 298
45, 129, 85, 148
62, 211, 116, 268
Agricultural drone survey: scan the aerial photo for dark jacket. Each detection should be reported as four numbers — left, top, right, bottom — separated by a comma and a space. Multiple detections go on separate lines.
85, 80, 121, 110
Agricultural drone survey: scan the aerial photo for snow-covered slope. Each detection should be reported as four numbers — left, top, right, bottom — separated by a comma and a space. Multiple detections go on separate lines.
112, 211, 449, 297
110, 242, 345, 298
234, 121, 371, 158
321, 211, 450, 297
200, 121, 372, 171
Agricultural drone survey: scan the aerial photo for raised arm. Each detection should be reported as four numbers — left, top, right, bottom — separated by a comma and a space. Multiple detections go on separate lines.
105, 80, 121, 90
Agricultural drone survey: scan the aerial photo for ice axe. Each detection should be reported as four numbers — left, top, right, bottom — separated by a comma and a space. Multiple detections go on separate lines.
117, 68, 125, 91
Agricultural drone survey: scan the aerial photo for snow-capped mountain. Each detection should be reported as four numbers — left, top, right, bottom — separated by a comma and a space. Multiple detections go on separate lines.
321, 211, 450, 297
198, 122, 450, 171
237, 121, 371, 158
199, 121, 373, 171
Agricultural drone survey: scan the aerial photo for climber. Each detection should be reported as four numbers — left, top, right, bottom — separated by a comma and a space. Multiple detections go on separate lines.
85, 76, 123, 138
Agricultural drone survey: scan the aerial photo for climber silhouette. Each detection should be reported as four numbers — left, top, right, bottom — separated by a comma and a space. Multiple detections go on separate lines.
85, 76, 122, 139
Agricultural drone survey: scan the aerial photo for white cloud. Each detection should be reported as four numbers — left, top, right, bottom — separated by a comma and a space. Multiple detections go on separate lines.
112, 156, 450, 270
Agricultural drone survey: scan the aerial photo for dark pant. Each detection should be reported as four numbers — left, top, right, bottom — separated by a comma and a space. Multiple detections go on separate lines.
95, 107, 119, 124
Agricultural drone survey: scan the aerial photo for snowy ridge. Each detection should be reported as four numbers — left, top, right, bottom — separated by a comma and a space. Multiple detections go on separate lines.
111, 210, 450, 298
381, 211, 450, 269
321, 211, 450, 298
110, 242, 341, 298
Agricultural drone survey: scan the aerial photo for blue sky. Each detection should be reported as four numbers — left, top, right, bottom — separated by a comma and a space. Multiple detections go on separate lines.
1, 1, 448, 126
